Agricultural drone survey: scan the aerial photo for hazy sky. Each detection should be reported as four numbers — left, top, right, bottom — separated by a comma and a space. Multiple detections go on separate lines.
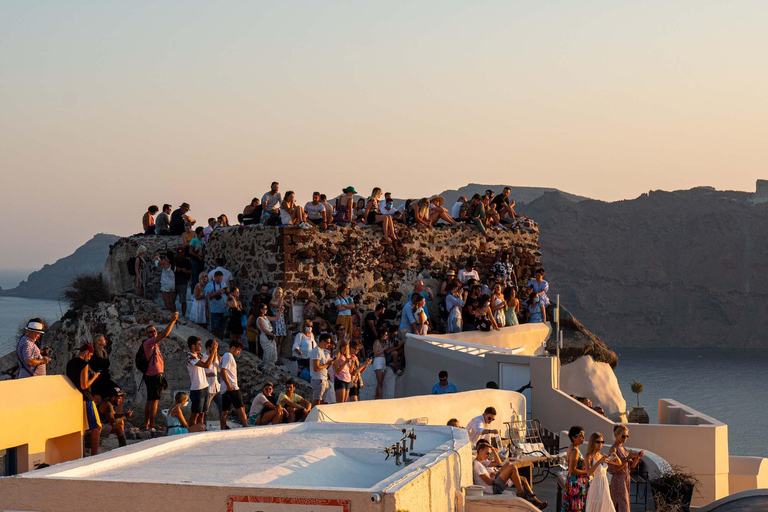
2, 1, 767, 270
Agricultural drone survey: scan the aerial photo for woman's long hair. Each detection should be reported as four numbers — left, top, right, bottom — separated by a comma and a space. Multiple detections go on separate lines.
586, 432, 604, 461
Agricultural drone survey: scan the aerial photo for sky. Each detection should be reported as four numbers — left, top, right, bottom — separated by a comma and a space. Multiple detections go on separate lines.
1, 1, 767, 270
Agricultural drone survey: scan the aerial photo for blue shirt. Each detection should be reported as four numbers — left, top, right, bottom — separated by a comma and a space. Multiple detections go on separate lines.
334, 296, 353, 316
408, 291, 430, 319
205, 281, 228, 314
399, 302, 418, 331
431, 381, 458, 394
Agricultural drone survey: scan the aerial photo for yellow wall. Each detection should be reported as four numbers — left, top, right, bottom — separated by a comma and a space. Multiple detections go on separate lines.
0, 376, 83, 472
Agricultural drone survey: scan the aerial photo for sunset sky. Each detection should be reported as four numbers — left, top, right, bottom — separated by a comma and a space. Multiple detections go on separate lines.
2, 1, 767, 270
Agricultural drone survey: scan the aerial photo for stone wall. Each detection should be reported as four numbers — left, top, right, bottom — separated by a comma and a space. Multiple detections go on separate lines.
106, 224, 543, 319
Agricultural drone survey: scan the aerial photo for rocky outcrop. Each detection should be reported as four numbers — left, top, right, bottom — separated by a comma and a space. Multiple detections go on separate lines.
40, 295, 309, 427
1, 234, 119, 299
521, 185, 768, 349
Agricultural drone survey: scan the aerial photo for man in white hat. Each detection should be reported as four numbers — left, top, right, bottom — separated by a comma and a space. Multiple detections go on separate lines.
16, 318, 50, 379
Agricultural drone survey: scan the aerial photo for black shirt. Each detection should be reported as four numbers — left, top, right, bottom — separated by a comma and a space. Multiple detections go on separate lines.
66, 356, 94, 401
174, 257, 192, 285
491, 195, 510, 213
363, 312, 383, 344
170, 208, 186, 235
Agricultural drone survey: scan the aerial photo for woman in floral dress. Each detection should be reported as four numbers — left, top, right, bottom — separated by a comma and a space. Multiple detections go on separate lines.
608, 425, 644, 512
562, 425, 590, 511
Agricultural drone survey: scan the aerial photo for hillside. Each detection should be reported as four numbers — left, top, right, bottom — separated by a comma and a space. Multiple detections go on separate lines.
0, 234, 119, 300
520, 186, 768, 349
437, 184, 589, 205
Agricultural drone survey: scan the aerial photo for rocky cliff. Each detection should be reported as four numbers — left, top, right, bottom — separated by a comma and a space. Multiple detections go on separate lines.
1, 234, 119, 300
521, 185, 768, 349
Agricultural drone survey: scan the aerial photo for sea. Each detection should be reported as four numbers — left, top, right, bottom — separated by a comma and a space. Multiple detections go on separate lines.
0, 290, 765, 458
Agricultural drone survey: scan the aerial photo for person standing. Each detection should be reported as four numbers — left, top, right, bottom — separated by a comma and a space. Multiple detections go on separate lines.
491, 251, 517, 289
66, 344, 102, 455
173, 251, 192, 317
141, 312, 179, 431
363, 304, 386, 354
186, 336, 217, 428
465, 407, 499, 447
188, 226, 206, 291
292, 319, 316, 375
220, 340, 249, 428
527, 268, 550, 307
562, 426, 590, 512
310, 333, 336, 406
205, 271, 228, 339
585, 432, 616, 512
133, 246, 150, 297
457, 258, 480, 285
154, 204, 172, 235
89, 334, 118, 400
608, 425, 644, 512
202, 338, 223, 427
270, 287, 292, 363
16, 319, 50, 379
445, 281, 466, 333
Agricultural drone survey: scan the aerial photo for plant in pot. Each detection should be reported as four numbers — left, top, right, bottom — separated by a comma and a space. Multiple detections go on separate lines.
650, 465, 699, 512
628, 380, 650, 423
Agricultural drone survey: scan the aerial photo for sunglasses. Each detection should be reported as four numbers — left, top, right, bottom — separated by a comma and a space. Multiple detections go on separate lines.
621, 434, 629, 439
596, 440, 604, 444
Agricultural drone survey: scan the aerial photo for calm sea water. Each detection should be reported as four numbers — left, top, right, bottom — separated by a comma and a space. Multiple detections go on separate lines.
0, 297, 64, 356
613, 348, 768, 458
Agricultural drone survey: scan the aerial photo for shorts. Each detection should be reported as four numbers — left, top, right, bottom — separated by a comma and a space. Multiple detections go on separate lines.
144, 373, 165, 401
175, 283, 188, 303
247, 414, 259, 425
309, 217, 324, 225
492, 473, 510, 494
373, 357, 386, 371
210, 312, 224, 332
190, 387, 210, 414
83, 401, 102, 431
334, 379, 351, 391
311, 379, 329, 401
222, 389, 244, 410
349, 384, 360, 397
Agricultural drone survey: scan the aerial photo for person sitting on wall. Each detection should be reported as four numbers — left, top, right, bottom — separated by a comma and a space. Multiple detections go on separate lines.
305, 191, 328, 229
142, 205, 158, 235
66, 343, 102, 455
474, 440, 547, 509
466, 406, 499, 447
97, 387, 132, 448
155, 204, 172, 235
278, 378, 313, 422
280, 190, 310, 228
242, 197, 262, 226
593, 405, 606, 416
261, 181, 282, 226
170, 202, 193, 236
248, 381, 286, 426
431, 370, 458, 394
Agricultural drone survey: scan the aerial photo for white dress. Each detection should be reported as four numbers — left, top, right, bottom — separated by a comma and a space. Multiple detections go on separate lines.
586, 462, 615, 512
258, 316, 277, 364
189, 285, 207, 324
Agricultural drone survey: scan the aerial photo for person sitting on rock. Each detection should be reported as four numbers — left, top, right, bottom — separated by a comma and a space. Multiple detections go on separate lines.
278, 378, 313, 422
467, 194, 494, 242
482, 194, 501, 228
305, 191, 328, 229
248, 381, 286, 426
280, 190, 310, 228
428, 196, 458, 226
364, 187, 398, 243
261, 181, 282, 225
451, 196, 466, 221
167, 391, 206, 435
155, 204, 172, 235
333, 186, 357, 224
319, 193, 334, 222
142, 205, 158, 235
97, 387, 132, 448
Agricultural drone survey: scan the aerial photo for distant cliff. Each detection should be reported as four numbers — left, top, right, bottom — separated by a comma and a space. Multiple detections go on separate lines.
0, 234, 120, 300
521, 185, 768, 349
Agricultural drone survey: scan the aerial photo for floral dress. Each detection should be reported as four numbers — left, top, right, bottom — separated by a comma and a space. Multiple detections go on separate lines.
608, 444, 631, 512
562, 450, 590, 512
270, 305, 286, 336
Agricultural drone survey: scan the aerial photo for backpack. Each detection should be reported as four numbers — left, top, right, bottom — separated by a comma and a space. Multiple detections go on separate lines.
127, 257, 137, 276
135, 340, 155, 375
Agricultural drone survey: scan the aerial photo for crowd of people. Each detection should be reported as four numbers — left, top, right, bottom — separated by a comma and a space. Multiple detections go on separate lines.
140, 183, 534, 246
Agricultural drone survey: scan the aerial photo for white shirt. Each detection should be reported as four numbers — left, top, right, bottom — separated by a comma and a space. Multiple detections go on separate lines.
451, 201, 464, 219
309, 346, 328, 381
203, 225, 214, 242
466, 415, 493, 446
249, 393, 270, 417
457, 268, 480, 284
220, 352, 238, 392
208, 267, 232, 288
202, 353, 220, 394
305, 201, 326, 220
473, 459, 495, 494
292, 332, 316, 359
380, 205, 397, 216
186, 351, 208, 391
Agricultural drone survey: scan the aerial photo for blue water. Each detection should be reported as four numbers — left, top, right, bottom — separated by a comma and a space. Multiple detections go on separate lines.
613, 348, 768, 457
0, 297, 64, 356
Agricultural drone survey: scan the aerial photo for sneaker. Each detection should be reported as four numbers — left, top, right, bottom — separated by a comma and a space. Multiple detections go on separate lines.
299, 222, 311, 229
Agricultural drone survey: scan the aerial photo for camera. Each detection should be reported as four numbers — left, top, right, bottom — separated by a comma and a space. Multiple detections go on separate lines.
40, 347, 52, 357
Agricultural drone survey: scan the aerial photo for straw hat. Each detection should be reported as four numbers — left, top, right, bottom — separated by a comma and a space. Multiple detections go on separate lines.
430, 195, 445, 206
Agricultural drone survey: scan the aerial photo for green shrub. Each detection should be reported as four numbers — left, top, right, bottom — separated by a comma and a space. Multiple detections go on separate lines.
63, 273, 110, 311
